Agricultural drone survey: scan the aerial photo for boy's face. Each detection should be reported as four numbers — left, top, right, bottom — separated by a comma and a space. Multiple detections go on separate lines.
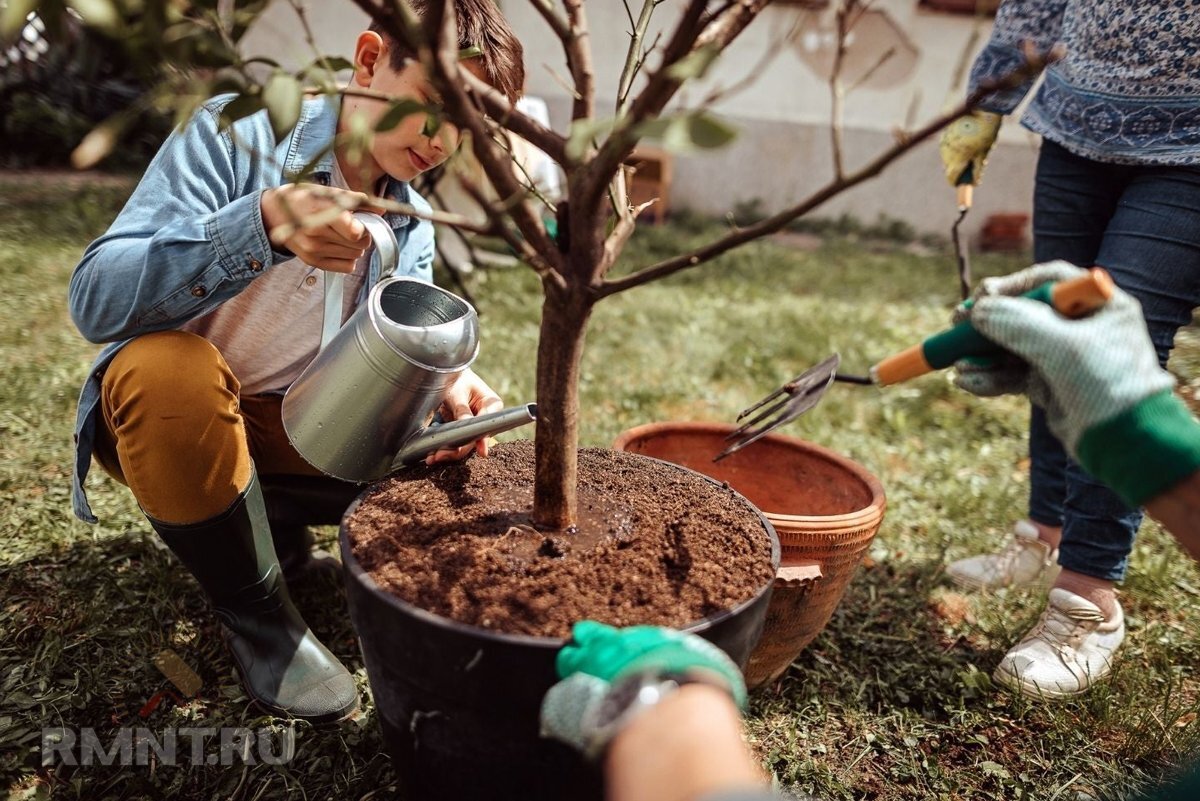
341, 32, 480, 189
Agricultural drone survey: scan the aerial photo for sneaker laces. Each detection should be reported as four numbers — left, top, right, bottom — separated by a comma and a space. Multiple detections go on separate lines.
1025, 602, 1103, 653
991, 536, 1032, 576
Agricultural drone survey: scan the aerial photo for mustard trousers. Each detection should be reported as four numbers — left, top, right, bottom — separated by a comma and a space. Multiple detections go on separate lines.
94, 331, 328, 524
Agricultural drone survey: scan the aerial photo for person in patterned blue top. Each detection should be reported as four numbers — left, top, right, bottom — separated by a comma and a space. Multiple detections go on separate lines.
939, 0, 1200, 700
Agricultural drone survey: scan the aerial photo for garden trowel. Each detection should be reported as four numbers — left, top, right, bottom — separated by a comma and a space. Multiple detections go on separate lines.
715, 267, 1116, 461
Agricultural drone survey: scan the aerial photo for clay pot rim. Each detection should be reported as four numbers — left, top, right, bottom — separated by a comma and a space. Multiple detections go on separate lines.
338, 446, 781, 650
613, 421, 886, 527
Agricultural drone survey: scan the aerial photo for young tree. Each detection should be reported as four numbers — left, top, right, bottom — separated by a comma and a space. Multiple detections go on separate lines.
4, 0, 1051, 530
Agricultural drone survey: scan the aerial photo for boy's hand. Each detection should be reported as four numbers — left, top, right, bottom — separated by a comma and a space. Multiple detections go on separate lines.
425, 368, 505, 464
260, 184, 382, 273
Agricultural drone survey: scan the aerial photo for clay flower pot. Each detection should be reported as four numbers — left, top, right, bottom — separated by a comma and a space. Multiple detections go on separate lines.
339, 446, 779, 801
614, 422, 886, 687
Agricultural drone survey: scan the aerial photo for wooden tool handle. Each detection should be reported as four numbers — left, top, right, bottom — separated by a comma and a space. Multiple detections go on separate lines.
1050, 267, 1115, 317
869, 344, 930, 387
870, 267, 1116, 387
956, 183, 973, 211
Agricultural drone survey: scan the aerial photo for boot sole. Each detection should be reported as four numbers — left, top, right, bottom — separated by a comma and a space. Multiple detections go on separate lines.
221, 629, 362, 726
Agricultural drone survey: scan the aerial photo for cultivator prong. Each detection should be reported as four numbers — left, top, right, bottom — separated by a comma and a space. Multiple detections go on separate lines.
715, 354, 841, 462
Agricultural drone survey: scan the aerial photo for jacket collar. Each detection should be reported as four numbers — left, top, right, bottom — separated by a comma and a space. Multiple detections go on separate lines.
284, 93, 413, 229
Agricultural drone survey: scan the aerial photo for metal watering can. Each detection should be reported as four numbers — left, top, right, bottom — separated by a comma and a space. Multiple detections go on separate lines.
282, 213, 536, 483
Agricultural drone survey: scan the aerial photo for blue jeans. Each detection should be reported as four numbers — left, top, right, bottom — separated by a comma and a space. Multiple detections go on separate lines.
1028, 140, 1200, 581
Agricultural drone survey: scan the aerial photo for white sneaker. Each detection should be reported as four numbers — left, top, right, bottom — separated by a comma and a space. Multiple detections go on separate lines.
992, 588, 1125, 699
946, 520, 1059, 591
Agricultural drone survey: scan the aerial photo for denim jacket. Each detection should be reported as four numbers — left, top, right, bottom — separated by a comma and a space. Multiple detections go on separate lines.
68, 93, 435, 523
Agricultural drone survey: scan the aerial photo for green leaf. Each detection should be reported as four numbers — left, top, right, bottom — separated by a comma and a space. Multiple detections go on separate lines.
422, 109, 442, 138
636, 112, 737, 153
979, 761, 1011, 780
666, 44, 721, 82
1, 0, 38, 40
262, 70, 302, 140
218, 92, 264, 131
316, 56, 355, 72
300, 55, 354, 89
67, 0, 120, 31
566, 117, 615, 162
375, 99, 428, 133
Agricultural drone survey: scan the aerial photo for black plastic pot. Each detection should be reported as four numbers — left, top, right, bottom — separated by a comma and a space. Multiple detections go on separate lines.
339, 455, 781, 801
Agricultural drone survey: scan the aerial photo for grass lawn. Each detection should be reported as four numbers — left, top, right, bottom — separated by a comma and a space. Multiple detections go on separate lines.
2, 174, 1198, 800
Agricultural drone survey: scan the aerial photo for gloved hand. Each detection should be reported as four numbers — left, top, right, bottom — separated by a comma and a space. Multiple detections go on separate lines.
539, 621, 746, 757
954, 262, 1200, 508
939, 110, 1002, 186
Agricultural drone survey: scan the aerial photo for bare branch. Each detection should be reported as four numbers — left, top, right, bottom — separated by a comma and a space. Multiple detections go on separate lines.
845, 46, 896, 95
598, 50, 1062, 298
616, 0, 658, 115
699, 17, 794, 108
574, 0, 713, 215
461, 69, 568, 165
527, 0, 571, 41
420, 0, 564, 275
695, 0, 774, 50
527, 0, 593, 122
268, 182, 493, 241
563, 0, 595, 121
455, 171, 565, 289
829, 2, 849, 180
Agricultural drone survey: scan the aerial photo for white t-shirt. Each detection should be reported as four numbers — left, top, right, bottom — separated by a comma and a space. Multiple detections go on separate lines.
181, 161, 369, 395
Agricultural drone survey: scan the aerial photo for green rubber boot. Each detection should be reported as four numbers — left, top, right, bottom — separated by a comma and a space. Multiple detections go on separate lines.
149, 470, 360, 724
260, 474, 363, 582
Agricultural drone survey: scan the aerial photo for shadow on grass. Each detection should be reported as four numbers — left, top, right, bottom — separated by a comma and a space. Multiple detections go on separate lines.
1, 529, 399, 800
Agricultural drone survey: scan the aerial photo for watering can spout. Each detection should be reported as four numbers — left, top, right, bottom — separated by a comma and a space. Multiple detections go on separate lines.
390, 403, 538, 469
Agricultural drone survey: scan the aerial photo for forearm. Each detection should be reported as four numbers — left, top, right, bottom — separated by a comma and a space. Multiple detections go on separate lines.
1146, 471, 1200, 561
968, 0, 1066, 114
69, 101, 281, 343
605, 685, 766, 801
69, 192, 273, 342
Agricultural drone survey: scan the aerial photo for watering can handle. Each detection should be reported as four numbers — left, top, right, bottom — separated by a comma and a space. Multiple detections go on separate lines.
319, 212, 401, 350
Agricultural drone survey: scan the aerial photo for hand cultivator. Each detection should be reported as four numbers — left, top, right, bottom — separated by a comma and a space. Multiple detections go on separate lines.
717, 268, 1116, 461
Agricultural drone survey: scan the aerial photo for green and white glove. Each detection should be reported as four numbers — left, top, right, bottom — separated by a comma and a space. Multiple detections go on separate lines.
539, 621, 746, 758
954, 262, 1200, 508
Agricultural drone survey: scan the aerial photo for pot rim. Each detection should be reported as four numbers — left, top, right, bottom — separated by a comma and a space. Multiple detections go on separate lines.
339, 447, 782, 650
612, 421, 886, 526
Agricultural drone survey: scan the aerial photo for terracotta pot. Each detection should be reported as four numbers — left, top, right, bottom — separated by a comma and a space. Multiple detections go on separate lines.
340, 449, 779, 801
613, 422, 886, 687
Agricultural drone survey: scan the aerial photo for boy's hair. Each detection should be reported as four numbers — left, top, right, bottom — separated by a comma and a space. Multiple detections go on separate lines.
369, 0, 525, 104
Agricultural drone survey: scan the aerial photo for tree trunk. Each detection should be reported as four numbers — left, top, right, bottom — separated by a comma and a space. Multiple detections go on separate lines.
532, 280, 593, 530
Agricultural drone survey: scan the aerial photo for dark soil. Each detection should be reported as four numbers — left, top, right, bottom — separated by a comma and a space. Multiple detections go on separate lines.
345, 440, 776, 638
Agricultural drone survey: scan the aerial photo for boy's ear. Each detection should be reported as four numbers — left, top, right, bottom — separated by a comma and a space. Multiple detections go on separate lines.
353, 31, 386, 86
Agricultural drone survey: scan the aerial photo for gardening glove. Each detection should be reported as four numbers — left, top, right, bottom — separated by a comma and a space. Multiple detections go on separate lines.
954, 262, 1200, 508
539, 621, 746, 757
939, 110, 1002, 186
950, 261, 1086, 398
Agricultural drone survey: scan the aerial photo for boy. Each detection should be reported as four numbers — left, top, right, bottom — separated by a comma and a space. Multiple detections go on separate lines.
66, 0, 525, 724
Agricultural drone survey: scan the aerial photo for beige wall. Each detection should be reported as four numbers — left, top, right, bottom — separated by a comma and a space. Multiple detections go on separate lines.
242, 0, 1041, 239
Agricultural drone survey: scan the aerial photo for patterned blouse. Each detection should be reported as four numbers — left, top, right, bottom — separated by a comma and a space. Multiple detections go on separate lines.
969, 0, 1200, 165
